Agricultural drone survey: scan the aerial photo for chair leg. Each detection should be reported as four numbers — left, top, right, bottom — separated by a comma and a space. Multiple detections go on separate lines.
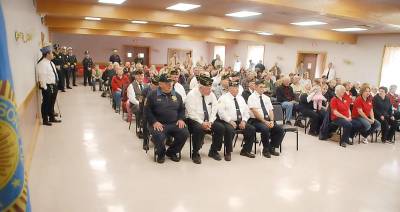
189, 134, 192, 159
129, 118, 132, 130
296, 131, 299, 151
233, 133, 238, 147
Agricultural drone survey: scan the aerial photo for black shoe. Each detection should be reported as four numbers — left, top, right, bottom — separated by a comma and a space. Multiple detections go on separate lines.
166, 151, 180, 162
49, 118, 62, 123
157, 155, 165, 164
285, 121, 292, 125
262, 150, 271, 158
43, 121, 52, 126
340, 142, 347, 148
73, 84, 78, 86
208, 151, 222, 161
269, 148, 280, 156
192, 152, 202, 164
294, 120, 305, 128
137, 131, 144, 139
346, 140, 354, 145
224, 153, 231, 161
143, 143, 149, 151
240, 149, 255, 158
61, 90, 66, 92
67, 87, 72, 89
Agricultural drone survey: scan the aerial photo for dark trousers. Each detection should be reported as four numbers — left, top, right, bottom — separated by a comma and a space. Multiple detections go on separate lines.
64, 68, 71, 87
378, 117, 398, 141
41, 84, 57, 122
333, 118, 361, 144
217, 120, 255, 153
186, 119, 225, 153
71, 68, 77, 85
57, 69, 65, 90
149, 123, 189, 156
302, 109, 326, 134
83, 69, 92, 86
92, 79, 103, 91
249, 119, 284, 150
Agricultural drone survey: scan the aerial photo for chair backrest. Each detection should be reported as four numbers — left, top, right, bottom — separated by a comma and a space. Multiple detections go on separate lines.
273, 104, 284, 123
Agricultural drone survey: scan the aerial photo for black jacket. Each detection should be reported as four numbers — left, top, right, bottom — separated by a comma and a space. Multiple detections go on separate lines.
373, 94, 392, 118
276, 85, 295, 102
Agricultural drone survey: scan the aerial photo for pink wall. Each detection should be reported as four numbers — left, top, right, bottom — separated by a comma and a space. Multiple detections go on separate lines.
51, 32, 212, 65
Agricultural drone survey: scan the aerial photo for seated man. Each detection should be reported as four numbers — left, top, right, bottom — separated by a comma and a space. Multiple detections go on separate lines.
217, 80, 256, 161
142, 76, 159, 150
330, 85, 361, 148
248, 80, 284, 158
111, 67, 129, 112
145, 73, 189, 163
241, 78, 255, 103
352, 83, 381, 144
170, 68, 187, 101
126, 70, 147, 134
91, 64, 103, 91
275, 76, 304, 127
185, 75, 224, 164
101, 63, 116, 97
212, 73, 230, 99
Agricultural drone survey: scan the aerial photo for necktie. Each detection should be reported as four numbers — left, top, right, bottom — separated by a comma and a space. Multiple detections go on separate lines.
233, 97, 242, 123
326, 68, 331, 79
50, 62, 59, 83
202, 95, 209, 122
139, 83, 143, 91
260, 95, 269, 120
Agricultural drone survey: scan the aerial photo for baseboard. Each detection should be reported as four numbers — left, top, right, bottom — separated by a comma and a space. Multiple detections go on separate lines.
25, 117, 41, 173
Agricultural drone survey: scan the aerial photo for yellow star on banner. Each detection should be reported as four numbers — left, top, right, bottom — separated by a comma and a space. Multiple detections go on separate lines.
11, 179, 21, 188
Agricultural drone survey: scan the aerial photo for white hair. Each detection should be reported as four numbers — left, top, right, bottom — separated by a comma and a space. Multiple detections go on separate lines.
335, 85, 346, 96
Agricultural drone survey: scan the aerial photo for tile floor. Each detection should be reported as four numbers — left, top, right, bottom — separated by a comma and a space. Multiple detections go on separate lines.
29, 85, 400, 212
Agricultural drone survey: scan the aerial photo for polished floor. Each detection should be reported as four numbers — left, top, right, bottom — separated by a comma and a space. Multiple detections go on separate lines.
30, 85, 400, 212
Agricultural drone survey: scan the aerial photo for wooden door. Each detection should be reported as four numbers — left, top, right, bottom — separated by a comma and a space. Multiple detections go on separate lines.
123, 45, 150, 66
302, 54, 318, 79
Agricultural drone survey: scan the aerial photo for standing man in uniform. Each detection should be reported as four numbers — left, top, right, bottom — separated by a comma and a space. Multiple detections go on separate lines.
248, 80, 284, 158
60, 46, 70, 90
185, 75, 225, 164
67, 47, 78, 86
217, 80, 256, 161
145, 73, 189, 163
109, 49, 121, 64
37, 44, 62, 126
82, 50, 94, 86
51, 44, 65, 92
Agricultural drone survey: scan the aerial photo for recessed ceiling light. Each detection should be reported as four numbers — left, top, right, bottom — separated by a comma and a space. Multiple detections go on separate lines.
226, 11, 262, 18
85, 17, 102, 21
290, 21, 327, 26
332, 27, 367, 32
224, 28, 240, 32
388, 24, 400, 28
174, 24, 191, 28
258, 32, 273, 36
98, 0, 126, 4
167, 3, 201, 11
131, 20, 148, 24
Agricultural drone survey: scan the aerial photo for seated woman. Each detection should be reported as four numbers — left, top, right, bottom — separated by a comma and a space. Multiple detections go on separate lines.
373, 86, 399, 143
351, 83, 381, 144
91, 64, 103, 92
299, 84, 327, 136
111, 67, 130, 113
330, 85, 361, 148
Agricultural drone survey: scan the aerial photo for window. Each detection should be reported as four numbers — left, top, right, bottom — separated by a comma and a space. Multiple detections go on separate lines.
380, 46, 400, 88
247, 45, 264, 70
138, 53, 144, 58
127, 52, 133, 58
213, 45, 225, 67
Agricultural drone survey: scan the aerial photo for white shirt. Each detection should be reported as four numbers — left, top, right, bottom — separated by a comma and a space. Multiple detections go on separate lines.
233, 61, 241, 72
322, 67, 336, 81
37, 58, 57, 90
174, 82, 187, 101
247, 92, 273, 119
185, 88, 218, 124
239, 85, 244, 95
127, 83, 139, 105
189, 76, 198, 90
217, 92, 250, 123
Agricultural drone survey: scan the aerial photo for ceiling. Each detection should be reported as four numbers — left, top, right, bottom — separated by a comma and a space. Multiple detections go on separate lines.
37, 0, 400, 44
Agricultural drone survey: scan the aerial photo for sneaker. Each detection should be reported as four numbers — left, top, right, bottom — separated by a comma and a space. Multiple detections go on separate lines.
362, 137, 369, 144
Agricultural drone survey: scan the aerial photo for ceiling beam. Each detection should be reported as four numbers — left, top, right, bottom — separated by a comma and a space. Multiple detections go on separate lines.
45, 17, 283, 44
48, 27, 238, 45
233, 0, 400, 25
36, 0, 357, 43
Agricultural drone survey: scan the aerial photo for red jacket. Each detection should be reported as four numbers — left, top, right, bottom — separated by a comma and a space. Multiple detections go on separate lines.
111, 75, 130, 92
387, 93, 399, 109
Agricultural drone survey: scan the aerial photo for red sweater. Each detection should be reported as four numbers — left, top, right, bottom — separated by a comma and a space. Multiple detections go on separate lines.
111, 75, 130, 92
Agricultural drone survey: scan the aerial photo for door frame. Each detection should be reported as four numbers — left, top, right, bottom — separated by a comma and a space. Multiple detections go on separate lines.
296, 51, 327, 79
123, 45, 152, 65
